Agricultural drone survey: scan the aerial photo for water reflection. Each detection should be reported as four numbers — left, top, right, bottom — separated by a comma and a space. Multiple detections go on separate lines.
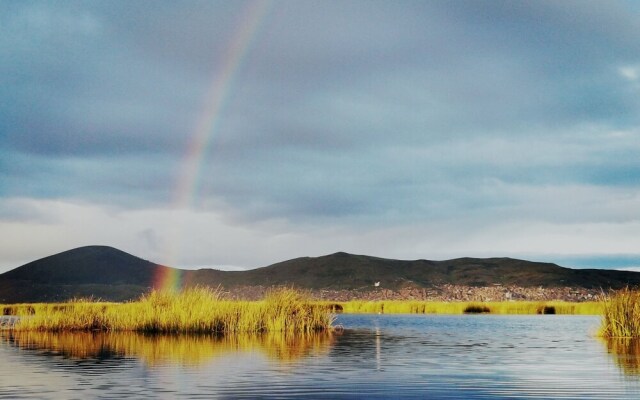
604, 338, 640, 376
3, 316, 640, 399
375, 327, 381, 371
0, 330, 335, 367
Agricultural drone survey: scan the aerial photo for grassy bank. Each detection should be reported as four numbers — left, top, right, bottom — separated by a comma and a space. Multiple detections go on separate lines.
328, 300, 603, 315
599, 288, 640, 338
2, 288, 333, 334
1, 292, 607, 335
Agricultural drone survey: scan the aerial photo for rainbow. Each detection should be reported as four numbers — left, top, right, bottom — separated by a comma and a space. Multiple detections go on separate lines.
173, 0, 272, 210
160, 1, 272, 281
153, 267, 183, 292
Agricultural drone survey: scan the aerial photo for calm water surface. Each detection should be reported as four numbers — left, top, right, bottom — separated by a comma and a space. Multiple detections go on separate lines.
1, 315, 639, 399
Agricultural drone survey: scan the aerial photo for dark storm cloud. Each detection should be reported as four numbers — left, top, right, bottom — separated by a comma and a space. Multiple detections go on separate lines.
1, 0, 639, 224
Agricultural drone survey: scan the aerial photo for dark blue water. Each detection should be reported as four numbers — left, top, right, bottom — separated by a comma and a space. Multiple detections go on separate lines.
1, 315, 639, 399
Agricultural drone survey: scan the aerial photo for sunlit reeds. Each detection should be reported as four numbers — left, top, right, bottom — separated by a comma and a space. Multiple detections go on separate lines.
331, 300, 602, 315
0, 291, 606, 334
4, 287, 333, 334
599, 288, 640, 338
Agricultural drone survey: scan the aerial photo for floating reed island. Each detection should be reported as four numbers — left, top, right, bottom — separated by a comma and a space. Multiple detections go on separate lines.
2, 288, 334, 334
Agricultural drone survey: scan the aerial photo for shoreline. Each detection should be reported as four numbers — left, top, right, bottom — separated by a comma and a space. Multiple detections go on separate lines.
217, 284, 601, 302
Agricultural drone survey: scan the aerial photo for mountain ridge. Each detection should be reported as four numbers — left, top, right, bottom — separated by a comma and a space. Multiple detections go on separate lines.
1, 245, 640, 303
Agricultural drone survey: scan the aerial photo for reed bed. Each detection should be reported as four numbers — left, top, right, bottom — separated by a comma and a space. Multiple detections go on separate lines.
4, 288, 333, 334
599, 288, 640, 338
331, 300, 602, 315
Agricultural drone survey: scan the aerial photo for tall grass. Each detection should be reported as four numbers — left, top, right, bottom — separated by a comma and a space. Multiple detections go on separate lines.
332, 300, 602, 315
599, 288, 640, 374
1, 292, 605, 334
599, 288, 640, 338
6, 288, 333, 334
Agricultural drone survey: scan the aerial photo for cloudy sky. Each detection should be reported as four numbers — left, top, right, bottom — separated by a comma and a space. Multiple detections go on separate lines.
1, 0, 640, 273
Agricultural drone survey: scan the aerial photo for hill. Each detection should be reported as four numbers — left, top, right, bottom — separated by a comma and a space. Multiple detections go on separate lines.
2, 246, 640, 303
0, 246, 176, 303
190, 251, 640, 290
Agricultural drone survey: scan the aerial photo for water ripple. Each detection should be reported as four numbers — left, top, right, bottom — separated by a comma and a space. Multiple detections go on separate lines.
1, 315, 639, 398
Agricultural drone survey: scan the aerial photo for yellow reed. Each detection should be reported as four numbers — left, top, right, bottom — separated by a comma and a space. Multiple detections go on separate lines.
5, 287, 333, 334
330, 300, 602, 315
599, 288, 640, 338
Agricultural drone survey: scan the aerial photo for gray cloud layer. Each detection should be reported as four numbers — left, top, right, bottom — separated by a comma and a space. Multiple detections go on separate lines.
1, 0, 639, 269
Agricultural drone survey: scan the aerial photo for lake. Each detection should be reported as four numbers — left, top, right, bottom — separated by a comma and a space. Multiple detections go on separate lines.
1, 314, 639, 399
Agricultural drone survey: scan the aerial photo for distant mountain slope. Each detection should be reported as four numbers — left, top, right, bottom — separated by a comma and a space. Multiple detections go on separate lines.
0, 246, 175, 303
3, 246, 164, 285
2, 246, 640, 303
190, 252, 640, 290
